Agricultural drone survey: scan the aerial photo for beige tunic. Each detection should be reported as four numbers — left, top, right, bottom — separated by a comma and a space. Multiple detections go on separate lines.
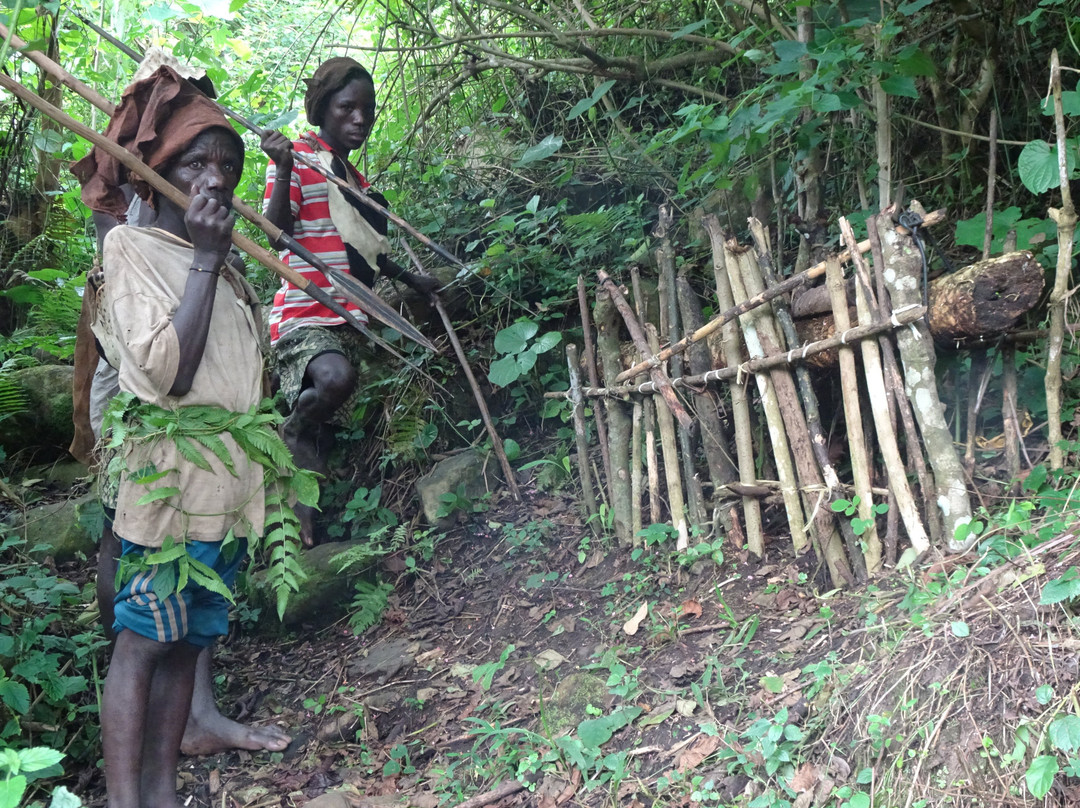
96, 226, 265, 548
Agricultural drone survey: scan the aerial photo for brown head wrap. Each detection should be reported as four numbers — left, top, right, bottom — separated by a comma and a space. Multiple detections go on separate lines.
303, 57, 373, 127
72, 65, 244, 220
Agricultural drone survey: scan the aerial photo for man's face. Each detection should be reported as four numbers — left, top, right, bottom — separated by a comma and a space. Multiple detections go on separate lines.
322, 78, 376, 152
164, 128, 242, 205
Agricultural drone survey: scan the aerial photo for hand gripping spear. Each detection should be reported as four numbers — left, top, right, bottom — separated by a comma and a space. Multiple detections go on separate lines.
0, 22, 436, 358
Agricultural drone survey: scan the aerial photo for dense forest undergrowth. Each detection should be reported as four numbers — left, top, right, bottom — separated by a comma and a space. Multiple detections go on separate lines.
4, 0, 1080, 805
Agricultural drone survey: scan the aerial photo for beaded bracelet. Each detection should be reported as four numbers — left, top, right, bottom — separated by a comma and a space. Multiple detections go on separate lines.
189, 265, 220, 276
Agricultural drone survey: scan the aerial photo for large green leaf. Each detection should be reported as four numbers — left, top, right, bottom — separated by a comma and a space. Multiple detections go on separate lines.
15, 749, 63, 775
1049, 714, 1080, 753
1041, 566, 1080, 605
0, 774, 27, 808
568, 80, 617, 121
880, 75, 919, 98
1017, 139, 1077, 195
0, 679, 30, 714
515, 135, 563, 167
494, 321, 539, 355
488, 355, 522, 387
1025, 755, 1058, 798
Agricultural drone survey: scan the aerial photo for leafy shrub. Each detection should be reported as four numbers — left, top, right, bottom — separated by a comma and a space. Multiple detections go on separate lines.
0, 535, 106, 770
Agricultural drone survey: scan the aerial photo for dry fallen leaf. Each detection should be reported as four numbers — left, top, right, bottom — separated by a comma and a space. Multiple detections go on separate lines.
788, 762, 820, 793
535, 649, 568, 671
679, 599, 703, 619
675, 698, 697, 717
623, 602, 649, 635
675, 734, 722, 773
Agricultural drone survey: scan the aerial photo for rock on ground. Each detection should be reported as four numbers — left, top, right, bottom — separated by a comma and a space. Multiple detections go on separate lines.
11, 492, 98, 562
414, 449, 499, 527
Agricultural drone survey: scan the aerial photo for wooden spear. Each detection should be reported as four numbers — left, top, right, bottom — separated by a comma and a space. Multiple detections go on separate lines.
69, 11, 466, 270
0, 23, 436, 353
399, 241, 520, 501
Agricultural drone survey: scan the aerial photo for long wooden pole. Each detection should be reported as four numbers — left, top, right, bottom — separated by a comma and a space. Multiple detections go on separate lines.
0, 24, 435, 353
400, 242, 520, 501
1046, 49, 1078, 470
567, 344, 599, 531
614, 210, 946, 384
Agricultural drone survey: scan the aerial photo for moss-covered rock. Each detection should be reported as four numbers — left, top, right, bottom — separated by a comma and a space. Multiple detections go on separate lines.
0, 365, 76, 461
543, 672, 610, 736
253, 539, 368, 628
14, 493, 97, 562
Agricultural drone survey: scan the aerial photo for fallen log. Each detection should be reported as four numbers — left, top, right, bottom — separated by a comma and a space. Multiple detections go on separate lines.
928, 251, 1044, 344
791, 251, 1044, 346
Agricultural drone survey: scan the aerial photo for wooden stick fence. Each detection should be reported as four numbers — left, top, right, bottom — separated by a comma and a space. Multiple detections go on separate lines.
556, 206, 983, 587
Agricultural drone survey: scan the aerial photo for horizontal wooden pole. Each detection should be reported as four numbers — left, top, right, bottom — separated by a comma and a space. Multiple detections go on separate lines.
547, 303, 925, 399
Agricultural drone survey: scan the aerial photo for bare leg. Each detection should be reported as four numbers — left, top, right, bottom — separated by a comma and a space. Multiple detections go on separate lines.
284, 352, 356, 546
103, 630, 197, 808
139, 641, 201, 808
180, 646, 291, 756
97, 523, 120, 643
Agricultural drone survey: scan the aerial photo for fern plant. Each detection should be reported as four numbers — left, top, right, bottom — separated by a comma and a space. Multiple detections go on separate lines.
347, 578, 392, 635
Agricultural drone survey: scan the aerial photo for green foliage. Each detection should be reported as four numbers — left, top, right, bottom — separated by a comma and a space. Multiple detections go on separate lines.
0, 746, 73, 808
831, 496, 889, 537
0, 534, 105, 776
101, 394, 312, 619
472, 644, 514, 691
435, 484, 489, 519
346, 578, 392, 636
487, 319, 562, 389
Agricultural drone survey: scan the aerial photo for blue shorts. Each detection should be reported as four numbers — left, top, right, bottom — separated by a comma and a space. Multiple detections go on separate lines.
113, 537, 248, 648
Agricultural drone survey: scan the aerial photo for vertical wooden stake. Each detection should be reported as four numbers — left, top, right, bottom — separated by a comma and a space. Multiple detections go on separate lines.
1046, 50, 1078, 470
644, 397, 661, 530
840, 218, 929, 555
1002, 343, 1021, 494
722, 243, 809, 556
658, 244, 707, 530
647, 324, 689, 550
703, 216, 764, 557
631, 402, 643, 539
826, 257, 882, 573
594, 289, 633, 545
578, 276, 612, 502
567, 344, 600, 535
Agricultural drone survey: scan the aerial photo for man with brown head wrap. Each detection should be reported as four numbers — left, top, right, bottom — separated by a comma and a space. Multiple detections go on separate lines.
73, 64, 292, 762
75, 66, 286, 808
260, 57, 437, 545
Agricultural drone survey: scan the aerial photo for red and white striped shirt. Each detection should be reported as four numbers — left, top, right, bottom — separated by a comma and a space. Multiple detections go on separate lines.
264, 132, 371, 344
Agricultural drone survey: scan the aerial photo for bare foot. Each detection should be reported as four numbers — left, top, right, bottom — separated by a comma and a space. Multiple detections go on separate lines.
180, 711, 292, 757
295, 502, 317, 547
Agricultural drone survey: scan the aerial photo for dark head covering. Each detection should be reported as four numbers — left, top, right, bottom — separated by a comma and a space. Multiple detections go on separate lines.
303, 57, 373, 127
72, 65, 244, 220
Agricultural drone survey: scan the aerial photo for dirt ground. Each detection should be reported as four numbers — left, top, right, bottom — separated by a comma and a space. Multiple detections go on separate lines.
65, 479, 1080, 808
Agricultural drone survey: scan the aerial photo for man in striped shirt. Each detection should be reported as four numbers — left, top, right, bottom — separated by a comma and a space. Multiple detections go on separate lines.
261, 57, 436, 545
